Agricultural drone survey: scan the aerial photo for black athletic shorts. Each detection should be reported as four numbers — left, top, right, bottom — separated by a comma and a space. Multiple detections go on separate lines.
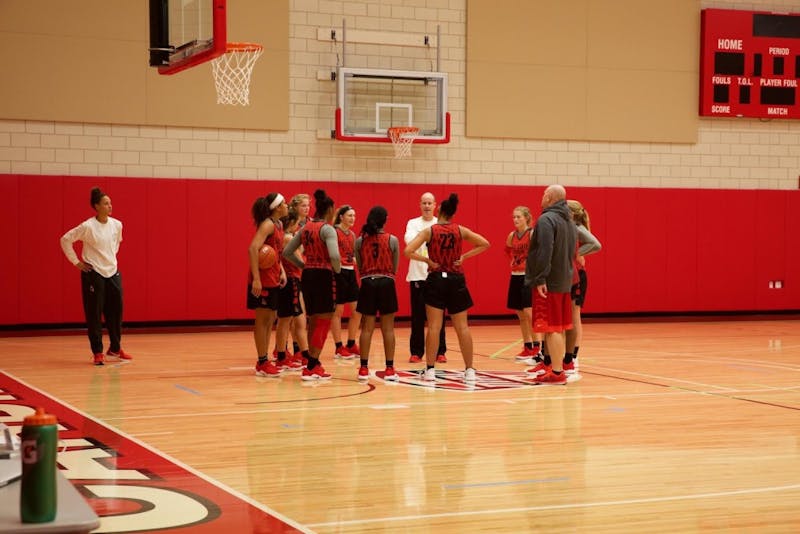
356, 276, 398, 316
247, 284, 279, 310
301, 268, 336, 315
277, 276, 304, 318
424, 272, 473, 314
506, 273, 532, 310
335, 268, 359, 304
570, 268, 588, 307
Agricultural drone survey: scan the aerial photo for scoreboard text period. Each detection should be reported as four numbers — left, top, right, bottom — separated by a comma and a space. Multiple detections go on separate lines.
701, 9, 800, 119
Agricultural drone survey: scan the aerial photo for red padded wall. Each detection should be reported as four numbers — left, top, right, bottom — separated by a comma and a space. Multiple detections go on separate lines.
0, 175, 20, 324
0, 174, 797, 327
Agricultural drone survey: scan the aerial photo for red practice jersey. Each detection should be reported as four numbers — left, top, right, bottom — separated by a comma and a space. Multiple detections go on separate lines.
336, 227, 356, 268
428, 223, 463, 274
508, 229, 531, 272
301, 220, 332, 270
359, 233, 395, 277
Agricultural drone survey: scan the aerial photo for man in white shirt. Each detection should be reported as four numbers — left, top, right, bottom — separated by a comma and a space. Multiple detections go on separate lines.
404, 192, 447, 363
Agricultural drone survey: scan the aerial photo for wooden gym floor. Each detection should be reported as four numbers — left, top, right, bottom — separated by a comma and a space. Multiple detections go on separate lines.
1, 317, 799, 532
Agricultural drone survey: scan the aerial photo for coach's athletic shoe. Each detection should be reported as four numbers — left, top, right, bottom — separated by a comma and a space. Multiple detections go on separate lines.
335, 346, 355, 360
93, 353, 105, 366
464, 368, 477, 383
436, 354, 447, 363
525, 362, 549, 377
563, 361, 576, 375
107, 349, 133, 361
383, 367, 399, 381
302, 365, 332, 381
358, 366, 369, 381
255, 360, 281, 377
409, 355, 423, 363
423, 368, 437, 382
535, 370, 567, 385
347, 343, 361, 355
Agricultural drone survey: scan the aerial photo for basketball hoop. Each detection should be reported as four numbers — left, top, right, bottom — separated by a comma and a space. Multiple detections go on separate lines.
210, 42, 263, 106
387, 126, 420, 158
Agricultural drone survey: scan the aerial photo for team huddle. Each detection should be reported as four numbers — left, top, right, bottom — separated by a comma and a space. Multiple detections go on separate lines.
245, 185, 601, 386
60, 185, 601, 386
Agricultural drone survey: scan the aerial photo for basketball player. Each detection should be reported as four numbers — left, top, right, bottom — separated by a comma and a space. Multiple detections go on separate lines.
285, 192, 311, 357
274, 206, 310, 370
404, 193, 490, 383
525, 185, 577, 385
405, 192, 447, 363
564, 199, 602, 374
248, 193, 288, 377
60, 187, 130, 366
354, 206, 400, 381
331, 205, 362, 359
505, 206, 543, 361
283, 189, 341, 380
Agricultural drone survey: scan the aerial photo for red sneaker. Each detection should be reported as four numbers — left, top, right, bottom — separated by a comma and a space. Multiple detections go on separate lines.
302, 365, 331, 381
335, 346, 354, 360
357, 366, 369, 381
436, 354, 447, 363
525, 362, 549, 376
93, 353, 105, 366
255, 360, 281, 377
383, 367, 399, 381
515, 347, 535, 360
563, 361, 576, 375
408, 355, 423, 363
535, 370, 567, 385
277, 357, 303, 371
107, 349, 133, 361
347, 344, 361, 355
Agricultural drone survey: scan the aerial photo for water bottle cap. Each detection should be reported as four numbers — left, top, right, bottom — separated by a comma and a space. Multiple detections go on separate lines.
23, 407, 57, 426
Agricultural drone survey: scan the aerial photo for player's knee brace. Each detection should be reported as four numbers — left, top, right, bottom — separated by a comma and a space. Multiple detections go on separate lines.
310, 318, 331, 349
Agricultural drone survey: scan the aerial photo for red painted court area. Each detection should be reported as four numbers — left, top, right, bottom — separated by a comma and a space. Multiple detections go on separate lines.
0, 371, 307, 533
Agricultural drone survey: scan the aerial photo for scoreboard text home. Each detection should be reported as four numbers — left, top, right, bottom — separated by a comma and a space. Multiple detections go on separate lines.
701, 9, 800, 119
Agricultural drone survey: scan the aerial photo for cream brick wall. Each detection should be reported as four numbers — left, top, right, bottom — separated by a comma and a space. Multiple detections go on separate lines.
1, 0, 800, 189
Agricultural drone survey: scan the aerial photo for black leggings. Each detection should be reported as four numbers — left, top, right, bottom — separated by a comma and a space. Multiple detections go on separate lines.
409, 280, 446, 357
81, 270, 123, 354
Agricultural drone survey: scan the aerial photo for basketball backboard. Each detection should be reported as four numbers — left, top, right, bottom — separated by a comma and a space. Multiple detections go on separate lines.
149, 0, 227, 75
335, 67, 450, 144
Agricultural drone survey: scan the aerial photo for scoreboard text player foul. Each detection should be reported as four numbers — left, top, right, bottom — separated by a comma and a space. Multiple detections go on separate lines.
700, 9, 800, 119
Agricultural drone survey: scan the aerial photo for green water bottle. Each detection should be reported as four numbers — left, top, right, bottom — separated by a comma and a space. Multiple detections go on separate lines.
20, 407, 58, 523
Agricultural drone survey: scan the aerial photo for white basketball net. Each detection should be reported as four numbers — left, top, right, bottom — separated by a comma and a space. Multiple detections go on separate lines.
211, 43, 263, 106
387, 126, 420, 159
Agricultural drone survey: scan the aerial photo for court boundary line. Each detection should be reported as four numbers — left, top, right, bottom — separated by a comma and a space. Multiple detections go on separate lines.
307, 483, 800, 528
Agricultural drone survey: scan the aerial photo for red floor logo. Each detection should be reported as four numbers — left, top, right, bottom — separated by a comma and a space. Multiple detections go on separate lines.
0, 372, 308, 533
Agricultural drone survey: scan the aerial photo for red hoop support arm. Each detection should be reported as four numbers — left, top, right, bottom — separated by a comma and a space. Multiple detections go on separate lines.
157, 0, 227, 75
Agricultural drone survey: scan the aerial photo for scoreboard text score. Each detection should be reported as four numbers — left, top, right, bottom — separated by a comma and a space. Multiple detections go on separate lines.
700, 9, 800, 119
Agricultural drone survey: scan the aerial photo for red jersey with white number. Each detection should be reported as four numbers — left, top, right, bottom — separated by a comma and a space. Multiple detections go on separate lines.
359, 233, 395, 278
428, 223, 463, 274
301, 220, 332, 270
336, 226, 356, 268
508, 229, 531, 273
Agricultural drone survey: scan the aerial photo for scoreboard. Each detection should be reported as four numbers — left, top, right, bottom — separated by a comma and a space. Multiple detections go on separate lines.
700, 9, 800, 119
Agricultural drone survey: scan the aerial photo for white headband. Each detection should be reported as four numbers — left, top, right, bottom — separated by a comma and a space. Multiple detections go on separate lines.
269, 194, 285, 210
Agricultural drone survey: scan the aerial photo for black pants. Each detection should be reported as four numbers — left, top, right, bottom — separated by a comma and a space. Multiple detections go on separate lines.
409, 280, 446, 357
81, 270, 123, 354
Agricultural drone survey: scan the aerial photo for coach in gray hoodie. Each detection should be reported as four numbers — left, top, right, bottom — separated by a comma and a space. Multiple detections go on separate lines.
524, 184, 577, 384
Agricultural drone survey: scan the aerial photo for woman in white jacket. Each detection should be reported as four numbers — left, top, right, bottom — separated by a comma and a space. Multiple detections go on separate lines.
60, 187, 131, 366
